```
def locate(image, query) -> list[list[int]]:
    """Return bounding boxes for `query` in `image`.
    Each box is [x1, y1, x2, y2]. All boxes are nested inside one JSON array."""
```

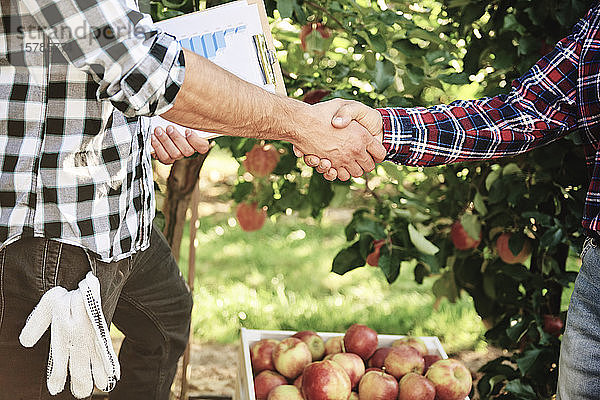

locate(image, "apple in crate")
[[357, 369, 398, 400], [302, 360, 351, 400], [392, 336, 428, 356], [367, 347, 392, 369], [328, 352, 365, 389], [267, 384, 304, 400], [324, 336, 344, 355], [423, 354, 442, 374], [383, 344, 424, 380], [425, 359, 472, 400], [343, 324, 378, 361], [292, 330, 326, 361], [272, 337, 312, 379], [250, 339, 279, 373], [398, 372, 435, 400], [254, 370, 287, 400]]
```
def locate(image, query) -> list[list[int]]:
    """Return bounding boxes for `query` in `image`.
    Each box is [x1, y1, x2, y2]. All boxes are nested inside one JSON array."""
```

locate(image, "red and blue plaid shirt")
[[379, 4, 600, 233]]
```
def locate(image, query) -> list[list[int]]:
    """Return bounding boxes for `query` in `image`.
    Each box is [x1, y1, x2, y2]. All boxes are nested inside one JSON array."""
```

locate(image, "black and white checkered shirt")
[[0, 0, 185, 261]]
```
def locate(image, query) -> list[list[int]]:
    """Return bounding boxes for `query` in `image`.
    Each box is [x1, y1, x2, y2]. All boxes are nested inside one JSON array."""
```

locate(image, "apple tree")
[[149, 0, 595, 397]]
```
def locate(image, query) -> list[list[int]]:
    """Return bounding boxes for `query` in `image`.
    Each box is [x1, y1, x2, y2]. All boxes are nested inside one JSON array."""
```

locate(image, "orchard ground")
[[106, 148, 580, 399]]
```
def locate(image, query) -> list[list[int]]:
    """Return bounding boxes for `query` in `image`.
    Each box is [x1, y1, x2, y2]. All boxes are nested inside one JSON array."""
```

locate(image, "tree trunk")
[[162, 153, 210, 261]]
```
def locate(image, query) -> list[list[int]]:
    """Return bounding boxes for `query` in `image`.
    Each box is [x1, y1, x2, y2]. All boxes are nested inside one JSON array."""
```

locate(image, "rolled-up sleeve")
[[22, 0, 185, 117]]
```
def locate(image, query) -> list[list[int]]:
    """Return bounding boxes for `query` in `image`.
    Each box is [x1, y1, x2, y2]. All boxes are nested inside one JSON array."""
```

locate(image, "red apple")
[[357, 370, 398, 400], [303, 89, 331, 105], [367, 347, 392, 369], [272, 337, 313, 379], [425, 359, 472, 400], [496, 232, 531, 264], [243, 144, 280, 177], [423, 354, 442, 374], [302, 360, 351, 400], [329, 352, 365, 389], [543, 314, 564, 337], [344, 324, 378, 361], [254, 370, 287, 400], [324, 336, 345, 356], [398, 372, 436, 400], [451, 221, 481, 250], [293, 374, 303, 391], [383, 344, 425, 380], [366, 239, 386, 267], [267, 384, 304, 400], [236, 202, 267, 232], [365, 367, 384, 374], [392, 336, 428, 356], [250, 339, 279, 373], [292, 331, 326, 361]]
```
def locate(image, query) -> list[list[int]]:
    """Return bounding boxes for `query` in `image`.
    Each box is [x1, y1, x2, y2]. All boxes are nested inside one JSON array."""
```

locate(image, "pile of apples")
[[250, 324, 472, 400]]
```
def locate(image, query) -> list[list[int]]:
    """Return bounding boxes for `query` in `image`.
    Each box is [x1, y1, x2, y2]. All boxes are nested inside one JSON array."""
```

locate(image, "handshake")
[[152, 99, 384, 181]]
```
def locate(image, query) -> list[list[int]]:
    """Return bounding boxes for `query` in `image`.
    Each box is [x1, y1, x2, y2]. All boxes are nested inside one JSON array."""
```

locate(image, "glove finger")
[[69, 292, 94, 399], [91, 349, 109, 392], [19, 286, 67, 347], [47, 292, 72, 396], [80, 273, 120, 381]]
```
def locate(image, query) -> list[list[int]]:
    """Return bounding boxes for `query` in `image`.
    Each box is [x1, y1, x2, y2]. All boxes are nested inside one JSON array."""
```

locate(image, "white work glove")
[[19, 272, 120, 399]]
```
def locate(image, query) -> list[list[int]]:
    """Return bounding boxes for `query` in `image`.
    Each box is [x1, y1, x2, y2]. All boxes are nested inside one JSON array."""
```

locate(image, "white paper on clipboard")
[[143, 0, 281, 139]]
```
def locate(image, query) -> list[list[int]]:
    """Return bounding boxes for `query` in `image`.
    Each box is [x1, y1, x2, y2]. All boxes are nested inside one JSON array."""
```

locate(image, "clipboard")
[[145, 0, 286, 139]]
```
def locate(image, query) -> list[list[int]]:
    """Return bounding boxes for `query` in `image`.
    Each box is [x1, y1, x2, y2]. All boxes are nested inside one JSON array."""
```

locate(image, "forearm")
[[161, 50, 306, 142], [380, 12, 586, 167]]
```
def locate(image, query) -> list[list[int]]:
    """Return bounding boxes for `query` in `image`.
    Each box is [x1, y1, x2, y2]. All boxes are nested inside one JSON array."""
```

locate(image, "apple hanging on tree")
[[243, 143, 280, 177], [496, 232, 531, 264], [236, 202, 267, 232], [450, 217, 481, 251], [366, 239, 386, 267]]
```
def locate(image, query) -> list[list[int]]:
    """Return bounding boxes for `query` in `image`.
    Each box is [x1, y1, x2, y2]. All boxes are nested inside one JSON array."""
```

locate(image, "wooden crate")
[[236, 328, 470, 400]]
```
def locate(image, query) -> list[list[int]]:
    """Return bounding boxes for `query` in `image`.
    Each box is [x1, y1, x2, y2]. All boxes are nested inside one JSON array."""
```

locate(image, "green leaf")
[[504, 380, 537, 399], [474, 192, 488, 215], [485, 168, 501, 192], [354, 216, 386, 239], [373, 60, 396, 92], [460, 214, 481, 243], [276, 0, 294, 18], [516, 348, 545, 375], [432, 269, 459, 303], [408, 224, 440, 255], [381, 162, 405, 182], [502, 163, 522, 176], [438, 73, 470, 85], [332, 242, 365, 275], [308, 173, 334, 218], [368, 33, 387, 53], [414, 262, 430, 284], [232, 182, 254, 203], [379, 245, 401, 283], [508, 233, 526, 257]]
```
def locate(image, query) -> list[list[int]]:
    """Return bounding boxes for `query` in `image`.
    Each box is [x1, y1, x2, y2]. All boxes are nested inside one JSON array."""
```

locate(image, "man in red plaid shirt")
[[300, 4, 600, 399]]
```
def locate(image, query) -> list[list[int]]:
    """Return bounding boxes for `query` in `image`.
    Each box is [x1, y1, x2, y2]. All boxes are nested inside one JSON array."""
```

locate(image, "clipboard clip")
[[253, 34, 277, 86]]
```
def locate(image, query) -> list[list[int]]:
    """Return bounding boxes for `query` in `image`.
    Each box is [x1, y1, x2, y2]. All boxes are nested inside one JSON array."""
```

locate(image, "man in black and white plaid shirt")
[[0, 0, 385, 398]]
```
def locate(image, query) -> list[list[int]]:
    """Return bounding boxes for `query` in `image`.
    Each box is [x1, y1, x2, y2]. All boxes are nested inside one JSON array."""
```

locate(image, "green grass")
[[177, 211, 486, 354]]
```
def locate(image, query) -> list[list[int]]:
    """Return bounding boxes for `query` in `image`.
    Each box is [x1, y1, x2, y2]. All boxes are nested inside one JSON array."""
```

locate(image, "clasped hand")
[[152, 99, 383, 181]]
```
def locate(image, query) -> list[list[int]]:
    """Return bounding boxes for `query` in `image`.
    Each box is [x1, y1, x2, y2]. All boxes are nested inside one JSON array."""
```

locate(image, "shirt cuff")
[[115, 32, 186, 117], [376, 108, 414, 164]]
